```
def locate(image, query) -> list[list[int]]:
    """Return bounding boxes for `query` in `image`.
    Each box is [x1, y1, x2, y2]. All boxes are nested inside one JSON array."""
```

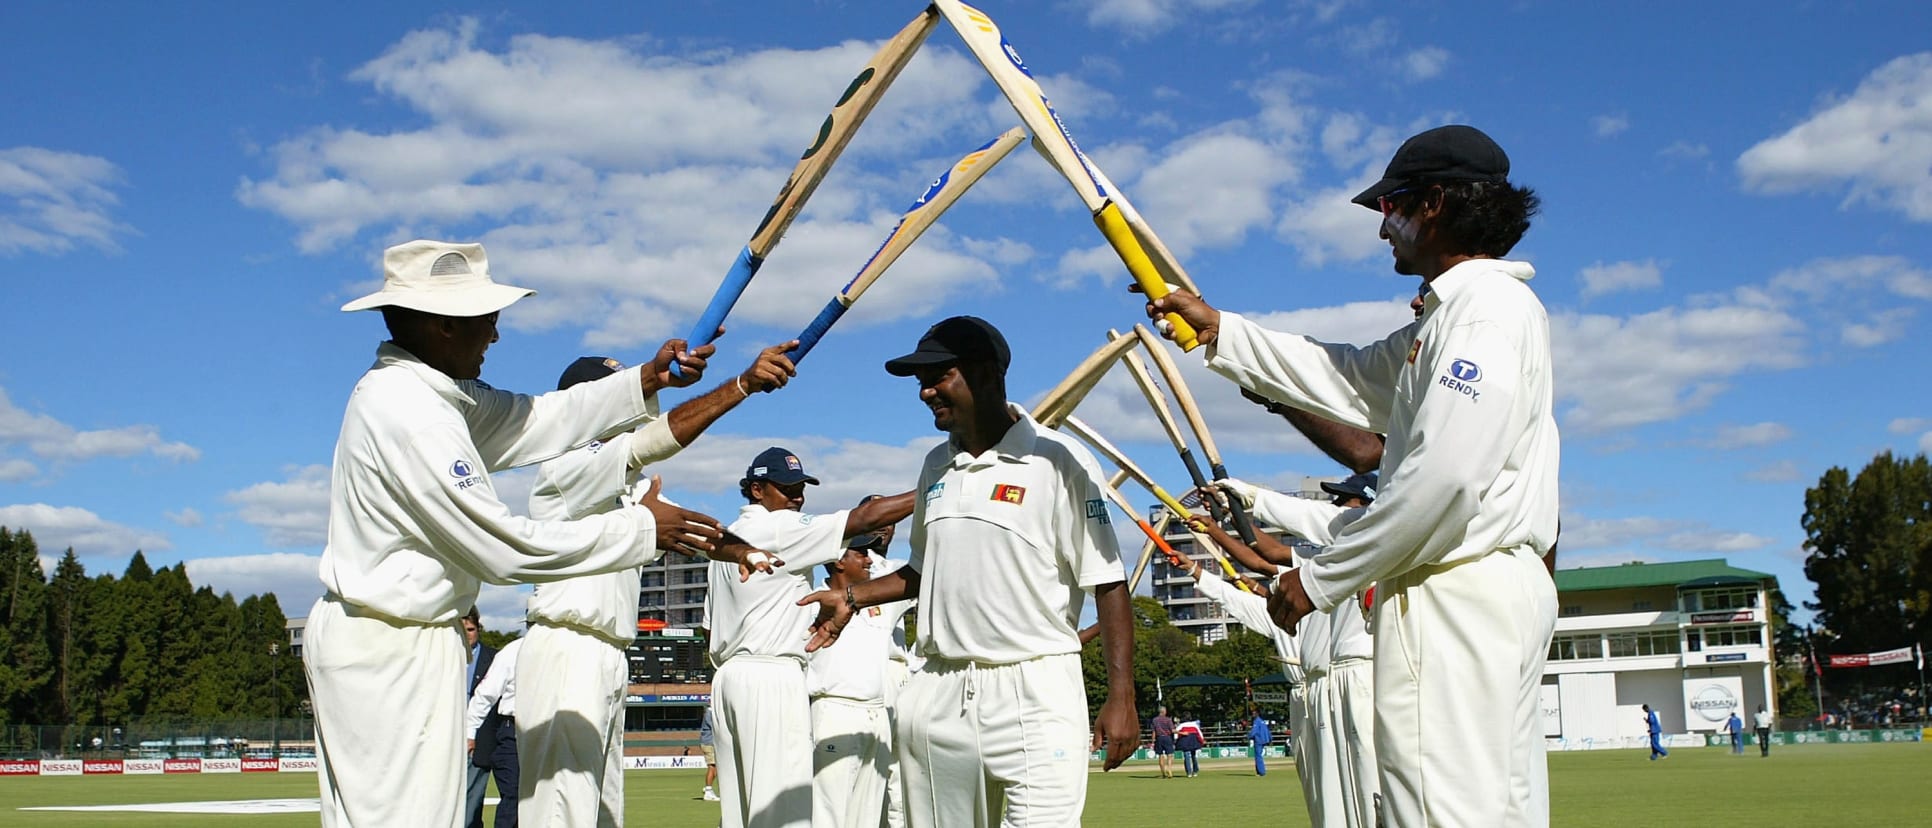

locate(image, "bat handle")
[[1095, 204, 1199, 351], [673, 247, 763, 378], [786, 298, 849, 366]]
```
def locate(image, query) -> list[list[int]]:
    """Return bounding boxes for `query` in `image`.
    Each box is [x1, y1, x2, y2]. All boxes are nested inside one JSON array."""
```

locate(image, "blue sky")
[[3, 1, 1928, 632]]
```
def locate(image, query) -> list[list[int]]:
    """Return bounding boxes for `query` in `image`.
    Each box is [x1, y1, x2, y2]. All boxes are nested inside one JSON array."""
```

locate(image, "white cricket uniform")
[[306, 342, 664, 828], [710, 504, 853, 828], [808, 586, 895, 828], [1206, 258, 1561, 827], [898, 404, 1123, 828], [868, 555, 919, 828], [1248, 491, 1379, 828], [518, 424, 678, 828]]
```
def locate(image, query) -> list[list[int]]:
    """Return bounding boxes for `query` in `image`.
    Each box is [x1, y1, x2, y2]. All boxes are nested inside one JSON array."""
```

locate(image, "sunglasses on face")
[[1377, 187, 1413, 216]]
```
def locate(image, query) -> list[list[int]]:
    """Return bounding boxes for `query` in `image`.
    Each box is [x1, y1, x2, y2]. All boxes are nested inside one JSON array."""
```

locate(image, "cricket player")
[[809, 542, 900, 827], [798, 316, 1140, 828], [517, 344, 799, 827], [708, 450, 914, 828], [852, 509, 919, 828], [308, 239, 746, 828], [1148, 125, 1558, 826], [1196, 474, 1383, 828]]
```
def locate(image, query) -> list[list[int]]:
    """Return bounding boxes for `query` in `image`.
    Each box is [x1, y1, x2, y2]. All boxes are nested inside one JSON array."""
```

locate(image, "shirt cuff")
[[1299, 563, 1341, 613]]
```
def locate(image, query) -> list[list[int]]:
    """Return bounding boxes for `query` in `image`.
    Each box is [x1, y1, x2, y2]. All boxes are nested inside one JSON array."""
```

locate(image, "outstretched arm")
[[842, 491, 917, 539], [1241, 388, 1384, 474], [630, 342, 800, 468], [799, 568, 921, 652]]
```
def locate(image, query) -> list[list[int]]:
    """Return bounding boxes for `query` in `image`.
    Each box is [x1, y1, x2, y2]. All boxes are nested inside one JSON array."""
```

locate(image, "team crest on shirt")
[[1085, 498, 1110, 525], [924, 481, 946, 502], [991, 484, 1026, 505], [867, 606, 883, 617], [1407, 339, 1421, 364]]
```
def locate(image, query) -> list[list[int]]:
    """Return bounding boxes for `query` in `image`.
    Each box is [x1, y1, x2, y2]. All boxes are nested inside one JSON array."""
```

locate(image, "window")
[[1632, 600, 1653, 611], [1560, 605, 1583, 617], [1606, 630, 1681, 658], [1687, 624, 1762, 650], [1549, 634, 1604, 661], [1681, 587, 1759, 613]]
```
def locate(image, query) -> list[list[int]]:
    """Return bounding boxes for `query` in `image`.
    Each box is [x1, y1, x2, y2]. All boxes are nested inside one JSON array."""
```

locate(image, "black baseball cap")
[[1351, 125, 1510, 209], [1320, 472, 1379, 502], [743, 446, 819, 486], [884, 316, 1011, 376], [558, 356, 625, 390]]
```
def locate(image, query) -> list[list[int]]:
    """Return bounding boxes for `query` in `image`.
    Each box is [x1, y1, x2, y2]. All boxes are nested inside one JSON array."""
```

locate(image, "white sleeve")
[[397, 419, 660, 584], [1192, 570, 1285, 640], [732, 509, 854, 572], [1057, 442, 1125, 588], [1299, 319, 1529, 611], [1247, 492, 1353, 545], [1204, 312, 1416, 433], [626, 416, 683, 467], [528, 433, 638, 521], [458, 368, 660, 471], [465, 642, 518, 737]]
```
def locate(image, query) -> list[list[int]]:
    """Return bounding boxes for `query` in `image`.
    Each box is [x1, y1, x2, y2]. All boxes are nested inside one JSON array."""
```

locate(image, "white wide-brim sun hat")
[[340, 239, 536, 317]]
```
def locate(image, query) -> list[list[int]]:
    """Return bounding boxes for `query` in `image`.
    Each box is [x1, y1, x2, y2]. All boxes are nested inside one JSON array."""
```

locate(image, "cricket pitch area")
[[6, 743, 1929, 826]]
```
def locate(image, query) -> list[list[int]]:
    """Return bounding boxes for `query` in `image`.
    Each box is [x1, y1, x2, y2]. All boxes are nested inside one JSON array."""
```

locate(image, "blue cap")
[[1320, 472, 1378, 503], [743, 446, 819, 486]]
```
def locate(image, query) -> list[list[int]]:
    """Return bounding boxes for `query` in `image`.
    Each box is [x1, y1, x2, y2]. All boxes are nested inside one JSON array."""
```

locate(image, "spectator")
[[1150, 706, 1177, 779], [463, 608, 497, 828], [1176, 718, 1206, 778], [1754, 705, 1773, 758], [700, 707, 720, 802]]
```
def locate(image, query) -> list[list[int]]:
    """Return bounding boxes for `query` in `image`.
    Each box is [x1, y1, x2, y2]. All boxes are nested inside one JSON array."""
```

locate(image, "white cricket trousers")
[[714, 655, 813, 828], [515, 622, 629, 827], [1293, 673, 1342, 828], [305, 596, 465, 828], [881, 659, 913, 828], [812, 697, 892, 827], [1372, 547, 1556, 828], [897, 653, 1089, 828], [1327, 658, 1379, 828]]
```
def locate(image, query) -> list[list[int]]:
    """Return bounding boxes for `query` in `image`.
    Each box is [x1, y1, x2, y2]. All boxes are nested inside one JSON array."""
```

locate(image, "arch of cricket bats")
[[666, 1, 1270, 594]]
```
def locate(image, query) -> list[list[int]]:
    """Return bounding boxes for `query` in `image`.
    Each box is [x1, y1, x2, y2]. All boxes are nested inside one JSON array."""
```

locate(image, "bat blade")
[[787, 127, 1025, 364], [1132, 324, 1262, 544], [1029, 334, 1139, 427], [675, 7, 938, 372], [934, 0, 1199, 349], [1060, 415, 1253, 592]]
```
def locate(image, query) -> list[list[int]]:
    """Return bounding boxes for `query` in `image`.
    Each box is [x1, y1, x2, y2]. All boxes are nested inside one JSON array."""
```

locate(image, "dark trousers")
[[487, 716, 519, 827], [1756, 727, 1771, 756], [1181, 749, 1199, 775]]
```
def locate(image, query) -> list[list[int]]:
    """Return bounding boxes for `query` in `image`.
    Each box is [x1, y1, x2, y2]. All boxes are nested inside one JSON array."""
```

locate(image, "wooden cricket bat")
[[1059, 415, 1252, 592], [1131, 324, 1263, 545], [1029, 334, 1139, 427]]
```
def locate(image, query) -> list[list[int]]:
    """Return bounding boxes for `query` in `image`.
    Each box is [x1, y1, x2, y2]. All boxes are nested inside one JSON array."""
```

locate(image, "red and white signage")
[[1689, 609, 1755, 625], [83, 760, 124, 775], [0, 760, 39, 776], [40, 759, 83, 776], [163, 758, 201, 774], [1829, 646, 1914, 668], [124, 759, 165, 775], [242, 758, 280, 773]]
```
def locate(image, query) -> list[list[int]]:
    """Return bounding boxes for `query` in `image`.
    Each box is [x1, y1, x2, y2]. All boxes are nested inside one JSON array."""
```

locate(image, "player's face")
[[444, 311, 500, 380], [752, 480, 807, 512], [839, 549, 873, 582], [916, 364, 972, 433]]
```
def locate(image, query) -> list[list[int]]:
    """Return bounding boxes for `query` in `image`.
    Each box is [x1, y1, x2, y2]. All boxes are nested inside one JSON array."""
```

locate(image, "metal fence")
[[1, 719, 316, 760]]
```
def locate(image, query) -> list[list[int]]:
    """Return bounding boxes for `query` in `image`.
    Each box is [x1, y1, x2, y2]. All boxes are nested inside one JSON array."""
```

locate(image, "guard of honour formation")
[[302, 3, 1560, 826]]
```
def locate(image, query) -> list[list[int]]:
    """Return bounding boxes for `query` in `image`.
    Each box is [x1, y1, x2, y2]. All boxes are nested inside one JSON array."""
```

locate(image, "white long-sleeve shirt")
[[1191, 567, 1302, 684], [466, 638, 523, 735], [708, 504, 854, 664], [319, 343, 666, 624], [1205, 258, 1560, 612], [525, 425, 680, 645], [1245, 491, 1374, 663]]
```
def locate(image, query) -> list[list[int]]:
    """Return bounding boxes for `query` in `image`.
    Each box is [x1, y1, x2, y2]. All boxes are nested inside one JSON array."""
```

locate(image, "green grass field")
[[5, 744, 1929, 826]]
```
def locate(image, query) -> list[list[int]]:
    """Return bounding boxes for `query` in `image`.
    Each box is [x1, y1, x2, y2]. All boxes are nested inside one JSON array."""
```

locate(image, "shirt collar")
[[374, 341, 476, 407], [1422, 258, 1535, 313], [947, 402, 1039, 468]]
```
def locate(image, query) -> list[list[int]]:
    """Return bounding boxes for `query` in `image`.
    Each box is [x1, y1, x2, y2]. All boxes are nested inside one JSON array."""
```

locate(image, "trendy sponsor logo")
[[242, 758, 280, 772], [83, 760, 124, 774], [1449, 359, 1482, 382], [1, 760, 40, 775], [163, 758, 201, 773]]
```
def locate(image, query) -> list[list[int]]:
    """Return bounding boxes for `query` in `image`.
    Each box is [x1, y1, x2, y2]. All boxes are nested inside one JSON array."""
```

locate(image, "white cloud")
[[1841, 308, 1916, 346], [224, 465, 331, 547], [0, 146, 133, 255], [1558, 552, 1661, 570], [1078, 0, 1260, 32], [1889, 417, 1931, 434], [1743, 461, 1802, 483], [1579, 259, 1663, 298], [0, 459, 36, 482], [645, 434, 935, 516], [1591, 114, 1630, 138], [239, 19, 1013, 350], [183, 552, 323, 610], [1660, 141, 1709, 160], [0, 387, 200, 464], [164, 507, 203, 527], [1551, 304, 1806, 433], [1768, 255, 1932, 346], [1404, 47, 1451, 82], [475, 583, 531, 635], [1703, 422, 1793, 450], [1738, 52, 1932, 221], [0, 503, 170, 557], [1559, 514, 1771, 554]]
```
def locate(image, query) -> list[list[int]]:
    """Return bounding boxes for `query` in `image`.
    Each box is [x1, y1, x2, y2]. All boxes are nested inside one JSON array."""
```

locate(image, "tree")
[[1802, 451, 1932, 692], [0, 529, 54, 727]]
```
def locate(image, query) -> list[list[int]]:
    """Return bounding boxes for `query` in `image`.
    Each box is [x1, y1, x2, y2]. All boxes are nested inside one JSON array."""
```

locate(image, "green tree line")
[[1800, 450, 1932, 710], [0, 527, 306, 729], [1080, 596, 1287, 727]]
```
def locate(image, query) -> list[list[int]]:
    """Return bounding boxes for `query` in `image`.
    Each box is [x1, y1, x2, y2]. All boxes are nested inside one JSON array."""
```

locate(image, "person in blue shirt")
[[1248, 709, 1272, 777], [1644, 704, 1667, 760], [1726, 712, 1745, 755]]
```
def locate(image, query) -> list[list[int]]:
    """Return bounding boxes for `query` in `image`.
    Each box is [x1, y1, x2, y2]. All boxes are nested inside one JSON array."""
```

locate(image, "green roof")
[[1553, 558, 1776, 593]]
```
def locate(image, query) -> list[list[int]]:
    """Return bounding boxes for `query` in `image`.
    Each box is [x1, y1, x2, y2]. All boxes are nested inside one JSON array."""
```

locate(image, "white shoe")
[[702, 787, 721, 802]]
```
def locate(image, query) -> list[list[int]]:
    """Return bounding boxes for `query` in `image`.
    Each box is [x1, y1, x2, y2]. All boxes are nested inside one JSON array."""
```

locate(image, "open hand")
[[795, 588, 854, 652], [637, 476, 723, 557]]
